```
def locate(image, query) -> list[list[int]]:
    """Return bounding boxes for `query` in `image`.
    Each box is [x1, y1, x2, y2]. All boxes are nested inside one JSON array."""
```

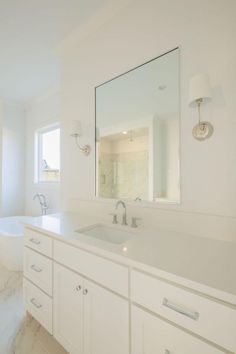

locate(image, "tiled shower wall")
[[99, 150, 148, 200]]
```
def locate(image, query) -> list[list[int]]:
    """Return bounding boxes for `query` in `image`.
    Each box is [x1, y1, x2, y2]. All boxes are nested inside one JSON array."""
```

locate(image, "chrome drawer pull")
[[29, 238, 41, 245], [162, 298, 199, 321], [30, 298, 42, 309], [30, 264, 42, 273]]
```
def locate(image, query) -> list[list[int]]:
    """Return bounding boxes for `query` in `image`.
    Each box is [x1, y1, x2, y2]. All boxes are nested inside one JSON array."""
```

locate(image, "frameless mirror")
[[95, 48, 180, 203]]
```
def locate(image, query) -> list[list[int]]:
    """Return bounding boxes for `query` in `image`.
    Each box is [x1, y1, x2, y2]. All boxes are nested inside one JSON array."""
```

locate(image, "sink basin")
[[76, 224, 135, 245]]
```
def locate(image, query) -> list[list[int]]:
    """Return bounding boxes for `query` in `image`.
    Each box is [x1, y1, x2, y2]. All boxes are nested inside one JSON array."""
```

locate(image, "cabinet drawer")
[[132, 306, 225, 354], [24, 278, 52, 334], [54, 241, 129, 297], [131, 270, 236, 352], [24, 228, 52, 258], [24, 247, 52, 295]]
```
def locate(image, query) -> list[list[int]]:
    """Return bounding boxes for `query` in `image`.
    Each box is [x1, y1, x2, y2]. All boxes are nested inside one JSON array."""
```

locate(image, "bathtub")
[[0, 216, 34, 271]]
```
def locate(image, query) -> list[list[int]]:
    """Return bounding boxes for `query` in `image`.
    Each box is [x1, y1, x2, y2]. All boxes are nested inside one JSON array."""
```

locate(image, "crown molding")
[[0, 97, 24, 107], [24, 87, 60, 109]]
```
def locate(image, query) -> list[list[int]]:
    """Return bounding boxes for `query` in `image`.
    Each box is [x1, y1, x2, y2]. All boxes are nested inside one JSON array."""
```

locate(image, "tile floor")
[[0, 264, 67, 354]]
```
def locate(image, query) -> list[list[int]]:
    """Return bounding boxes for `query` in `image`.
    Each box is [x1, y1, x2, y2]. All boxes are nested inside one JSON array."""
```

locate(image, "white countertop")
[[23, 212, 236, 305]]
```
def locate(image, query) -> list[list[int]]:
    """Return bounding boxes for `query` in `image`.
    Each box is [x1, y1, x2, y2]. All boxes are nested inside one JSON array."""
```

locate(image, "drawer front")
[[24, 278, 52, 334], [54, 241, 129, 297], [24, 247, 52, 295], [131, 270, 236, 352], [24, 228, 52, 258], [132, 306, 225, 354]]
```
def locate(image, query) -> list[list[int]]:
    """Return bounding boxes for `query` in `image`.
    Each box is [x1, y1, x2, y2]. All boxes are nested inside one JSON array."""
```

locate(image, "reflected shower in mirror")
[[95, 48, 180, 203]]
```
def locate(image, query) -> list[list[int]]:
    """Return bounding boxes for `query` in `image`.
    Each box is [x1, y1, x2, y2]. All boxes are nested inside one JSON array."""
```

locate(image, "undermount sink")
[[76, 224, 135, 245]]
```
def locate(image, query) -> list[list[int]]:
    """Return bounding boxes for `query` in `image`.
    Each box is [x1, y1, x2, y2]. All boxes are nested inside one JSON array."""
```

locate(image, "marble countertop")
[[23, 212, 236, 305]]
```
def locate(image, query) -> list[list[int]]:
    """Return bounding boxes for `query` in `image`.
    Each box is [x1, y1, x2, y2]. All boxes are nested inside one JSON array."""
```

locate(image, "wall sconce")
[[70, 120, 91, 156], [188, 73, 213, 141]]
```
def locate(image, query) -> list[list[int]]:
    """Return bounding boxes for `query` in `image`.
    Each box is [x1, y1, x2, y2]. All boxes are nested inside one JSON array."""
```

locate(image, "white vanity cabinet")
[[53, 263, 84, 354], [24, 278, 52, 334], [23, 229, 53, 334], [132, 306, 225, 354], [54, 262, 129, 354], [131, 270, 236, 353], [23, 225, 234, 354], [83, 278, 129, 354]]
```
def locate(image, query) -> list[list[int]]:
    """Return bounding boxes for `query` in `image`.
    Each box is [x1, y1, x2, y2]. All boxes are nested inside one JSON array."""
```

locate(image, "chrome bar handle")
[[162, 298, 199, 321], [30, 264, 42, 273], [30, 298, 42, 309], [29, 238, 41, 245]]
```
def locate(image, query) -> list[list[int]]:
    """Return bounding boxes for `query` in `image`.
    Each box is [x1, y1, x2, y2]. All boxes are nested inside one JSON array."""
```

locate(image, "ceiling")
[[0, 0, 110, 103]]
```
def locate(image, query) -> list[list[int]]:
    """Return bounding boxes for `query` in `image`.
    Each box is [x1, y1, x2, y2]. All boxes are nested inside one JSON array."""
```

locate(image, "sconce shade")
[[188, 74, 212, 107], [71, 120, 82, 137]]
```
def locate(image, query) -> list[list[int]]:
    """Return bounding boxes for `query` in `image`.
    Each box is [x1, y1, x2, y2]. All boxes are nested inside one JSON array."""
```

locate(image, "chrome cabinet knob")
[[83, 289, 88, 295], [76, 285, 82, 292]]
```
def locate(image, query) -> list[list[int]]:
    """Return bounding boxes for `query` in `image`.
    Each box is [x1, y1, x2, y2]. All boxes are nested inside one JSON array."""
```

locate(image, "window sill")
[[34, 181, 60, 187]]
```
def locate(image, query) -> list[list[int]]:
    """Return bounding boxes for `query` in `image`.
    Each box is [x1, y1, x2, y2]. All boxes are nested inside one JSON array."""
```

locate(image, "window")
[[35, 124, 60, 183]]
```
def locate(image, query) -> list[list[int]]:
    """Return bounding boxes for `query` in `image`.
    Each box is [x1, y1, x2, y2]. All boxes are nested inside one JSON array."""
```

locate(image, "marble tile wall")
[[99, 150, 148, 200]]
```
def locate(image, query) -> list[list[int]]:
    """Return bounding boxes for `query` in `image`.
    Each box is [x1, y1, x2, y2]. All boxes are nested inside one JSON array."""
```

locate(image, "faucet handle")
[[131, 217, 141, 228], [109, 213, 118, 224]]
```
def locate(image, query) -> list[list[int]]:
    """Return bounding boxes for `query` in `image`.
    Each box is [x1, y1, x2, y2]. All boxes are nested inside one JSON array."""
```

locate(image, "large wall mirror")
[[95, 48, 180, 203]]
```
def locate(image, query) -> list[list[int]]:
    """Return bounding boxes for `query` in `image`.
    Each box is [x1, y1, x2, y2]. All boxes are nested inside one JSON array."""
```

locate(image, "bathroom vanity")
[[23, 213, 236, 354]]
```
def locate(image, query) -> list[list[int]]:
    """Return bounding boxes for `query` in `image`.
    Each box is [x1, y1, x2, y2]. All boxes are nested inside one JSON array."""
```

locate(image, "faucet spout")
[[115, 200, 128, 226], [33, 193, 49, 215]]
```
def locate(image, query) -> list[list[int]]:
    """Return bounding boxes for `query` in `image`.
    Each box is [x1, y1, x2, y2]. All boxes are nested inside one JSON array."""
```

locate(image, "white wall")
[[59, 0, 236, 240], [1, 102, 26, 216], [25, 92, 61, 216]]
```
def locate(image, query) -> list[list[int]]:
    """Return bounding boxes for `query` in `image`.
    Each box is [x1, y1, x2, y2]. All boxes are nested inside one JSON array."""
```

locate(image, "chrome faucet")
[[115, 200, 128, 226], [33, 193, 49, 215]]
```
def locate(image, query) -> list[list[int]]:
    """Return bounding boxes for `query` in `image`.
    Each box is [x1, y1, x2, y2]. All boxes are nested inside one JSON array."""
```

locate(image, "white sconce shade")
[[188, 73, 212, 107], [71, 120, 82, 137]]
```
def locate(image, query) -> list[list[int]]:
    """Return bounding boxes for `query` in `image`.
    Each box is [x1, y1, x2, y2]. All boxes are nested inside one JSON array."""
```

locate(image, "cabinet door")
[[54, 263, 84, 354], [84, 280, 129, 354], [132, 306, 224, 354]]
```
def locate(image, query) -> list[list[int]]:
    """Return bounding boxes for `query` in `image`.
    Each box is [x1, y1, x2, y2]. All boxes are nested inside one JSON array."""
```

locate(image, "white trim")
[[24, 88, 60, 109], [0, 98, 23, 107]]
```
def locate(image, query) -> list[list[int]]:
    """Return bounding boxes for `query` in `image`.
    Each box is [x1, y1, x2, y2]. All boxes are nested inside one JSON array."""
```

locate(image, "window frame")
[[34, 123, 60, 184]]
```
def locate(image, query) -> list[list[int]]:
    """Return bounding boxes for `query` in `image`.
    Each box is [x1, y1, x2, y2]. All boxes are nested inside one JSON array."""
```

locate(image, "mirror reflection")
[[95, 48, 180, 203]]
